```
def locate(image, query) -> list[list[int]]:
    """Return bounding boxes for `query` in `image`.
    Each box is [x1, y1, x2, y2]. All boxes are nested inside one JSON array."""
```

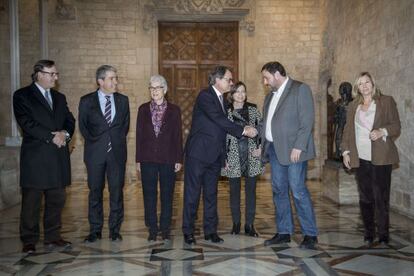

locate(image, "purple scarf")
[[150, 100, 167, 137]]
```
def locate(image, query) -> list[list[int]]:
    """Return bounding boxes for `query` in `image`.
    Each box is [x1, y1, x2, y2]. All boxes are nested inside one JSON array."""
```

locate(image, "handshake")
[[243, 125, 258, 138]]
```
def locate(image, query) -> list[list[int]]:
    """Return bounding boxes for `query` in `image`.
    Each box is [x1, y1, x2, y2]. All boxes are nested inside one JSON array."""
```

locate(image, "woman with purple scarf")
[[136, 75, 183, 242]]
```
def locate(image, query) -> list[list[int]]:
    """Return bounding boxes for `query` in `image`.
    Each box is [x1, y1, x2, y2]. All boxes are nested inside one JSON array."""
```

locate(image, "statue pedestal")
[[0, 146, 21, 210], [322, 159, 359, 205]]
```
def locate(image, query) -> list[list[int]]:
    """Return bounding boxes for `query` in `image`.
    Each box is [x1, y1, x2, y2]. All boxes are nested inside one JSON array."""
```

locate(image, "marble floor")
[[1, 180, 414, 275]]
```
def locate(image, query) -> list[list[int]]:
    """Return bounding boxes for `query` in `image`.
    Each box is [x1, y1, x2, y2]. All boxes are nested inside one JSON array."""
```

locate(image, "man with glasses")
[[79, 65, 130, 243], [182, 65, 257, 245], [13, 59, 75, 253]]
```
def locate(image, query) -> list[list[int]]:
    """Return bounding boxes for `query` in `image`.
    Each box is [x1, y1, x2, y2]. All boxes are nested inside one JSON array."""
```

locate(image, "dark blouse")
[[136, 102, 183, 164]]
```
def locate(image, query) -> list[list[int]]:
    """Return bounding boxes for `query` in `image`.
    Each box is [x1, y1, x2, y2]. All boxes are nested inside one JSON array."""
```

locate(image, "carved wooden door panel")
[[159, 21, 239, 148]]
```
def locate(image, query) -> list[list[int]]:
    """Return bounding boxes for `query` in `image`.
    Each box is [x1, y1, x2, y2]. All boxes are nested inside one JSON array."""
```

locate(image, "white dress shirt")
[[265, 77, 289, 142]]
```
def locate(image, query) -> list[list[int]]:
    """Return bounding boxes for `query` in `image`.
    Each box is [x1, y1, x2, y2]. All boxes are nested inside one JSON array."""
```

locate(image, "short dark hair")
[[208, 65, 231, 85], [96, 65, 117, 85], [32, 59, 55, 82], [228, 81, 247, 103], [261, 61, 286, 76]]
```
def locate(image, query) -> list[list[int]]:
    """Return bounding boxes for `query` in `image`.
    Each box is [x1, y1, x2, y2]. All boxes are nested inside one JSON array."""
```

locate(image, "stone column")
[[5, 0, 21, 147]]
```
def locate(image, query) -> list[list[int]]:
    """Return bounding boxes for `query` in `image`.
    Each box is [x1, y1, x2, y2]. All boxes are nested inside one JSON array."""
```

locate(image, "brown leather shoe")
[[22, 243, 36, 254]]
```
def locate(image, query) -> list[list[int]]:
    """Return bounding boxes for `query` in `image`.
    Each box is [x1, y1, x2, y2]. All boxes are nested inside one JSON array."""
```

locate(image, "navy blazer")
[[136, 101, 183, 164], [13, 83, 75, 189], [185, 86, 244, 164], [79, 90, 130, 165]]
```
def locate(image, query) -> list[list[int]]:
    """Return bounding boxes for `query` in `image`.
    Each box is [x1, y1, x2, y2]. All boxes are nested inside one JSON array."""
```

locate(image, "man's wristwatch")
[[63, 131, 71, 142]]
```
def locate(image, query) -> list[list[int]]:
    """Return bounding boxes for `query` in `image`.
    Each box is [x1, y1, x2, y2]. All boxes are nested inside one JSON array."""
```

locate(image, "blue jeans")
[[268, 144, 318, 236]]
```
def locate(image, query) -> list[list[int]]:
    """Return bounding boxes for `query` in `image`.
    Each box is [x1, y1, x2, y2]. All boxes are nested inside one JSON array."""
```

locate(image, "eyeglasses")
[[149, 86, 164, 92], [222, 77, 233, 83], [40, 70, 59, 77]]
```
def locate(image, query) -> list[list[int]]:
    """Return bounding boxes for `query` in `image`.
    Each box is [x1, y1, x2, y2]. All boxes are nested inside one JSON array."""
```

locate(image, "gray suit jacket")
[[261, 78, 315, 165]]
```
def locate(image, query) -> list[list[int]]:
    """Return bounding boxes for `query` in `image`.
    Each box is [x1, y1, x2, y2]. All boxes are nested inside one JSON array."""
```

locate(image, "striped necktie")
[[219, 94, 225, 114], [104, 96, 112, 152]]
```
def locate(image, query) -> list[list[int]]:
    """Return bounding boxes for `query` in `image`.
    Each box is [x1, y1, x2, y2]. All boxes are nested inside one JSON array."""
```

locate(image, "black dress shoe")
[[184, 234, 196, 245], [22, 243, 36, 254], [44, 239, 72, 249], [245, 224, 259, 237], [204, 233, 224, 243], [110, 233, 123, 241], [84, 232, 102, 243], [161, 232, 170, 241], [264, 233, 291, 246], [363, 237, 374, 247], [231, 222, 241, 234], [299, 235, 318, 249], [148, 232, 157, 242], [378, 236, 389, 246]]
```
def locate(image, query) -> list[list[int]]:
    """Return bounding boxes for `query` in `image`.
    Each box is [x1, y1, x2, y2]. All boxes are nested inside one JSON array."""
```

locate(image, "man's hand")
[[174, 163, 182, 172], [369, 129, 384, 141], [290, 148, 302, 163], [52, 131, 67, 148], [136, 162, 141, 172], [243, 125, 258, 138], [343, 154, 351, 169]]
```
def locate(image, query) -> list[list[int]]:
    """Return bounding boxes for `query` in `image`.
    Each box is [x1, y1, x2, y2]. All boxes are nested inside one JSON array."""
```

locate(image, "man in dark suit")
[[79, 65, 130, 242], [13, 59, 75, 253], [260, 61, 318, 249], [182, 65, 257, 245]]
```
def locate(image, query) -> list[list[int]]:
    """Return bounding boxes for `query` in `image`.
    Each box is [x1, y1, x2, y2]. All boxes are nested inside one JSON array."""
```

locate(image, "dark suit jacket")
[[261, 78, 316, 165], [13, 83, 75, 189], [341, 94, 401, 168], [136, 101, 183, 164], [185, 86, 244, 165], [79, 91, 130, 165]]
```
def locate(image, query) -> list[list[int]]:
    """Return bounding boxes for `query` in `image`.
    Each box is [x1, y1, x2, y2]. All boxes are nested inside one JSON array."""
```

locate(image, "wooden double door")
[[158, 21, 239, 146]]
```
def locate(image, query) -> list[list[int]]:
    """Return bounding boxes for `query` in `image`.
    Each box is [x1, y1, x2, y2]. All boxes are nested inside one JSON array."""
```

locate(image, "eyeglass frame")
[[221, 77, 233, 83], [148, 86, 165, 92], [39, 70, 59, 77]]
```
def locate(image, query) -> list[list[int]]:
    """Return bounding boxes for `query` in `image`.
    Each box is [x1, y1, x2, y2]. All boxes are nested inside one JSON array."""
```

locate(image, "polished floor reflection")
[[1, 180, 414, 275]]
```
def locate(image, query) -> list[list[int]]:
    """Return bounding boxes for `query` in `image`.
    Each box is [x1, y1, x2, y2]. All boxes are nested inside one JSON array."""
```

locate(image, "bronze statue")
[[334, 82, 353, 159]]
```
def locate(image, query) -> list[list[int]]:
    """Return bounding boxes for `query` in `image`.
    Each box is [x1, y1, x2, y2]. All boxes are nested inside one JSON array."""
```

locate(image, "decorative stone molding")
[[143, 0, 254, 35], [55, 0, 76, 21]]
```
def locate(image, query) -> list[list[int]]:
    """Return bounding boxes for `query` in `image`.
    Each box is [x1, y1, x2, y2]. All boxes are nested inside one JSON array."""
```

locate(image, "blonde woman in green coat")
[[221, 82, 264, 237]]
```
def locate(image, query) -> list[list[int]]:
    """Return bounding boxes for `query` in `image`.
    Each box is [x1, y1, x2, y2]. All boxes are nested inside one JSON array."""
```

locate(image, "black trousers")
[[20, 187, 66, 244], [140, 162, 176, 234], [229, 176, 257, 225], [86, 152, 126, 235], [356, 159, 392, 240], [182, 155, 221, 235]]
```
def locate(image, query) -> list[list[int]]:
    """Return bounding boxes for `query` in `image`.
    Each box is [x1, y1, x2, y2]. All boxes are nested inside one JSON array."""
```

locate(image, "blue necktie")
[[45, 90, 53, 109]]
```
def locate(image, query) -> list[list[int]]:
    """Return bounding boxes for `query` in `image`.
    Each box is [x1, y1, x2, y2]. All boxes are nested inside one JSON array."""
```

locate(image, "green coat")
[[221, 105, 264, 178]]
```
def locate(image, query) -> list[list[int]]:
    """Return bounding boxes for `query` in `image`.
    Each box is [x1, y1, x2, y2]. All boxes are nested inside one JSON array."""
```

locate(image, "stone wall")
[[1, 0, 323, 182], [320, 0, 414, 218], [0, 0, 10, 144]]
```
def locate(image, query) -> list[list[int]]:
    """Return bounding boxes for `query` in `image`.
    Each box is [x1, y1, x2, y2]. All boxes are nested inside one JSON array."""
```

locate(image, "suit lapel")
[[372, 97, 382, 129], [273, 78, 292, 116], [31, 83, 54, 113], [112, 92, 122, 124], [209, 86, 226, 114]]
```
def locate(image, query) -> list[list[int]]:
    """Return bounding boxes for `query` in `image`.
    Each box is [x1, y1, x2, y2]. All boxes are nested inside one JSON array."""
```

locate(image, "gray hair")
[[96, 65, 117, 85], [32, 59, 55, 82], [208, 65, 231, 85], [149, 74, 168, 94]]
